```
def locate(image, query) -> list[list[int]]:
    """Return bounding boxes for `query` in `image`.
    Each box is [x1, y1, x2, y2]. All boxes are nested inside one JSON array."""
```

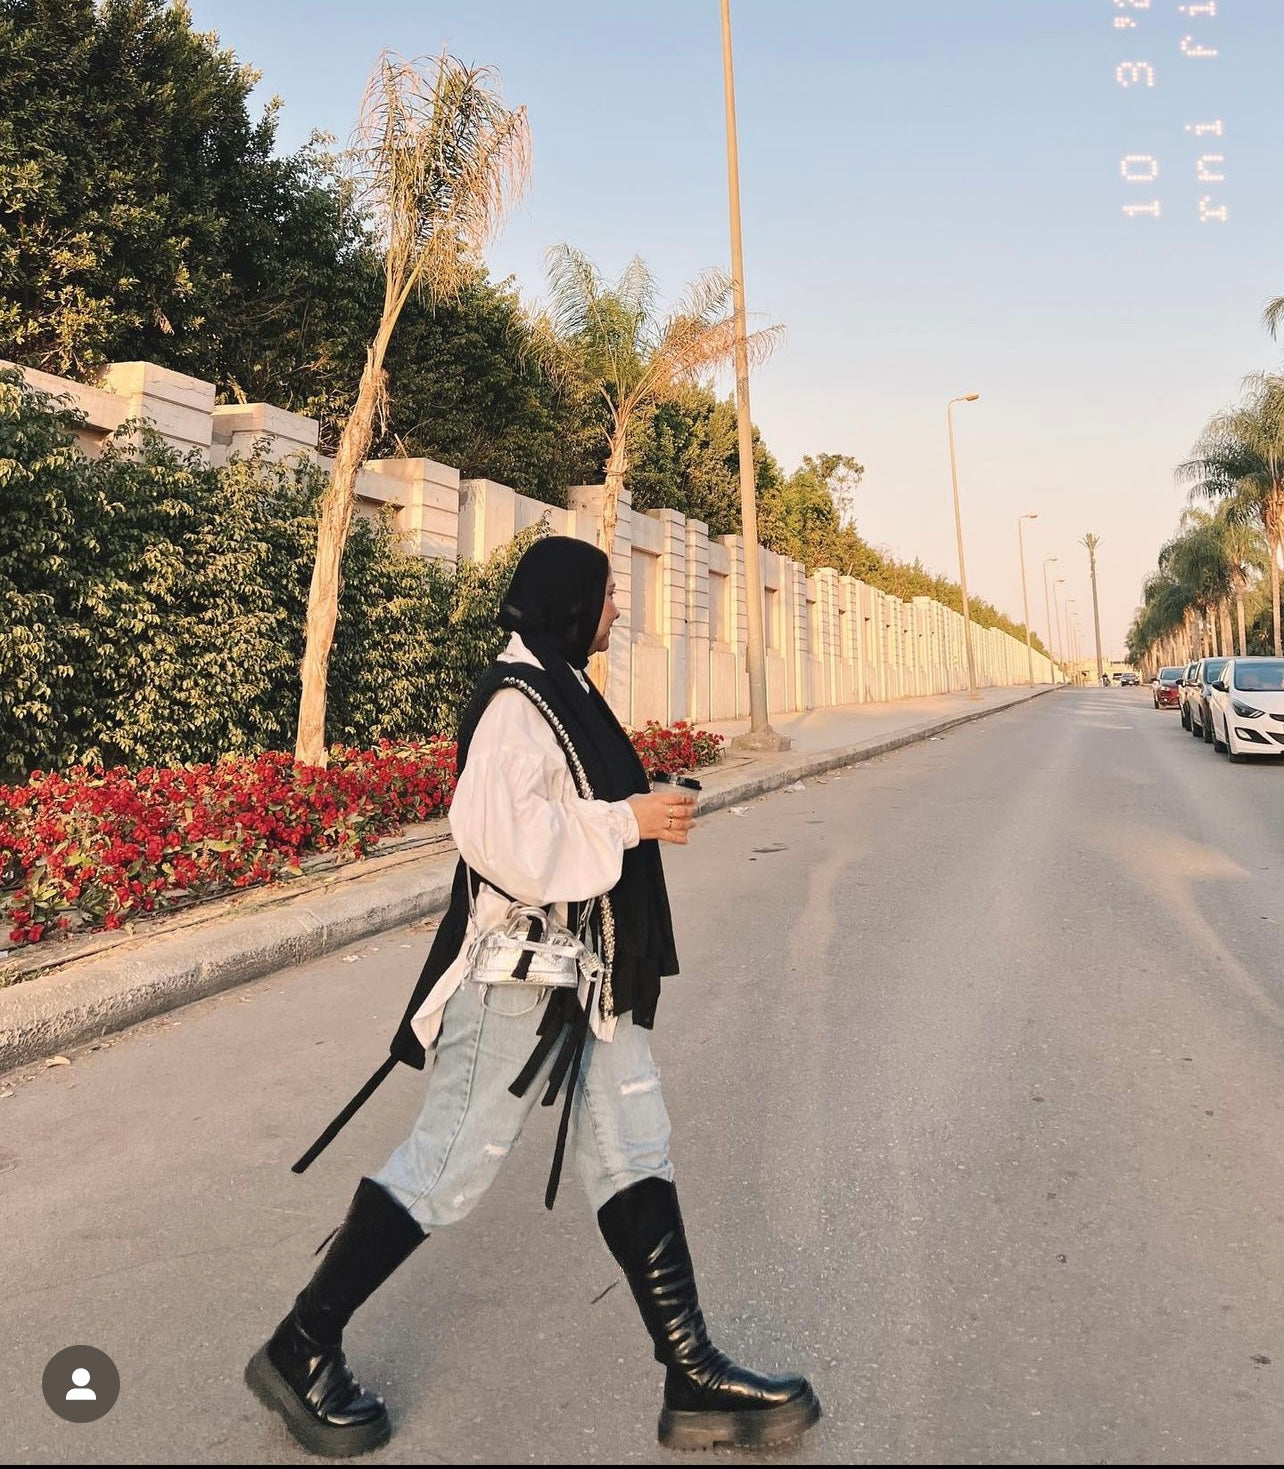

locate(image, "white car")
[[1207, 657, 1284, 762]]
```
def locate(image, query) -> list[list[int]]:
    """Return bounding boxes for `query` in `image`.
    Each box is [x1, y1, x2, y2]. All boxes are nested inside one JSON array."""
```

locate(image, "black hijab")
[[498, 535, 609, 671]]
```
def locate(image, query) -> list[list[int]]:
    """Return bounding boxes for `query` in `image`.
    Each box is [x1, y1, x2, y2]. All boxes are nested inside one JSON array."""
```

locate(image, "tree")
[[626, 385, 782, 535], [367, 271, 601, 502], [1159, 518, 1232, 658], [535, 245, 782, 564], [1211, 499, 1266, 656], [0, 0, 331, 381], [1127, 569, 1195, 671], [759, 454, 864, 570], [1177, 374, 1284, 656], [294, 51, 530, 766]]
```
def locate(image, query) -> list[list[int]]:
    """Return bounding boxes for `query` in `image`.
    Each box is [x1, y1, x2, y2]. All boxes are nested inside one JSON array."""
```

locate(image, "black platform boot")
[[597, 1176, 821, 1451], [245, 1176, 427, 1458]]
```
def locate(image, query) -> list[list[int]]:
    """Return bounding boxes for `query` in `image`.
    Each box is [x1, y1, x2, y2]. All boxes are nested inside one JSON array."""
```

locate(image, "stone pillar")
[[459, 479, 518, 562], [365, 457, 461, 563], [209, 402, 319, 468], [839, 576, 860, 704], [654, 508, 688, 723], [883, 596, 901, 701], [568, 484, 633, 724], [685, 518, 712, 722], [718, 535, 750, 717], [868, 587, 887, 702], [99, 361, 215, 458], [814, 567, 840, 707]]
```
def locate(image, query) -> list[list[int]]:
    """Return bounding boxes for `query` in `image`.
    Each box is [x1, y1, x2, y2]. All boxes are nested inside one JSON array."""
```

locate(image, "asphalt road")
[[5, 687, 1284, 1465]]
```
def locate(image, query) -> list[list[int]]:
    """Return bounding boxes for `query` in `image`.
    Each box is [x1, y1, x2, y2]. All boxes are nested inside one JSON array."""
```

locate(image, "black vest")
[[290, 657, 682, 1191], [388, 660, 679, 1068]]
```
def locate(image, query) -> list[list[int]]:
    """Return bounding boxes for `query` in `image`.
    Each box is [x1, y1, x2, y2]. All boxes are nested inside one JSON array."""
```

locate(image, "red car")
[[1152, 666, 1185, 708]]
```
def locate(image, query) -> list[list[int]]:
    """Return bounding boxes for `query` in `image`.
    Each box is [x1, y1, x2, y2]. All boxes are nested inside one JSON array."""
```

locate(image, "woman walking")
[[245, 536, 820, 1456]]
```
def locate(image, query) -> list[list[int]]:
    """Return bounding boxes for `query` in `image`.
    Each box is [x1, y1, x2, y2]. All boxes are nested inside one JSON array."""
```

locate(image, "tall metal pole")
[[1018, 513, 1037, 686], [720, 0, 787, 750], [947, 393, 981, 701], [1082, 533, 1105, 684], [1054, 577, 1067, 684], [1042, 556, 1059, 685], [1066, 599, 1078, 683]]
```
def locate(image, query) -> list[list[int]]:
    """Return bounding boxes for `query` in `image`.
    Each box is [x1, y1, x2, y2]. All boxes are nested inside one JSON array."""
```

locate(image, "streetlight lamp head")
[[964, 393, 980, 402], [1025, 512, 1038, 520]]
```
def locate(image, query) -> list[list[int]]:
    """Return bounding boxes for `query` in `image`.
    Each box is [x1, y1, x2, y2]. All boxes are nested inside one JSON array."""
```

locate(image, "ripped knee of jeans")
[[619, 1071, 660, 1098]]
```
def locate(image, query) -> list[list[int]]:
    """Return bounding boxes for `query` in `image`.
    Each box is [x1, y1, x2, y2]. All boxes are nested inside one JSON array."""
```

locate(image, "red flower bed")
[[0, 723, 721, 952], [628, 719, 724, 777]]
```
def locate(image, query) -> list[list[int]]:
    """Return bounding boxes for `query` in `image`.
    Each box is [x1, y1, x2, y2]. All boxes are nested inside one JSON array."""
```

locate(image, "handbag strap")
[[464, 862, 595, 947], [489, 676, 617, 1011]]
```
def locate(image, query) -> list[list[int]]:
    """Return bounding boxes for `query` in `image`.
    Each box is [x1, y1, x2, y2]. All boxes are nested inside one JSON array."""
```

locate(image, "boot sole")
[[659, 1386, 822, 1451], [244, 1345, 391, 1459]]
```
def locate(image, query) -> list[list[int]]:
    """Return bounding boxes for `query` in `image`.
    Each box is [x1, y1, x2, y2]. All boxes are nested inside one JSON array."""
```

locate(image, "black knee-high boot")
[[597, 1176, 821, 1451], [245, 1177, 427, 1459]]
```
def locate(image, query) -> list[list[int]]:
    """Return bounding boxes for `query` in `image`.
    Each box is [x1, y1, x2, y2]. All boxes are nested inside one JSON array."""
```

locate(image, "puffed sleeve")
[[449, 690, 640, 906]]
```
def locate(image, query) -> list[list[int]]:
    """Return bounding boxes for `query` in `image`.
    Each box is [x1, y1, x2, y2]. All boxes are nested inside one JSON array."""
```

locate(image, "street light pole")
[[1066, 598, 1078, 684], [720, 0, 787, 750], [1081, 533, 1105, 685], [1054, 577, 1068, 684], [1042, 556, 1059, 685], [1018, 513, 1037, 686], [947, 393, 982, 700]]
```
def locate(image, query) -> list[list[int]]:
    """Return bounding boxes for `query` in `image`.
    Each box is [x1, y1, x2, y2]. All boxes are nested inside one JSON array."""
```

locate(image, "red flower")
[[2, 724, 716, 949]]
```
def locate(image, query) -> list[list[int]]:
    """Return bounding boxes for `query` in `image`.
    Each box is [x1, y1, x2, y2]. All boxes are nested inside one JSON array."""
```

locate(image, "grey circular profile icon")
[[42, 1346, 119, 1423]]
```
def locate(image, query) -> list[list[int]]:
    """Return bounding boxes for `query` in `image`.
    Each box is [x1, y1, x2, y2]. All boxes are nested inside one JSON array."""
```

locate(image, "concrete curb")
[[693, 688, 1054, 815], [0, 686, 1053, 1076]]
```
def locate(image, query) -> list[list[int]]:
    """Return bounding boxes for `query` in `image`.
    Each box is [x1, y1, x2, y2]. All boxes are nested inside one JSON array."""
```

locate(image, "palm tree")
[[1200, 497, 1266, 655], [295, 52, 530, 765], [1170, 512, 1238, 655], [1080, 532, 1105, 680], [535, 245, 783, 566], [1177, 374, 1284, 656], [1129, 547, 1210, 670]]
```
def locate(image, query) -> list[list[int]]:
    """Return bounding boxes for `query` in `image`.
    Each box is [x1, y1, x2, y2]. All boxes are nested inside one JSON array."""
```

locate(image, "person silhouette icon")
[[65, 1367, 96, 1402]]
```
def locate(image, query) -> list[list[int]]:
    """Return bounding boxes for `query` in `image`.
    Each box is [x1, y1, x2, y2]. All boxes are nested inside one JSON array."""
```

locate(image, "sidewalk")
[[0, 682, 1057, 1075]]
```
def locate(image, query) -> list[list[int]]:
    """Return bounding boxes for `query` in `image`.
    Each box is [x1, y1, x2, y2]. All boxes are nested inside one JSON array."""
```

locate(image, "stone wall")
[[6, 358, 1057, 725]]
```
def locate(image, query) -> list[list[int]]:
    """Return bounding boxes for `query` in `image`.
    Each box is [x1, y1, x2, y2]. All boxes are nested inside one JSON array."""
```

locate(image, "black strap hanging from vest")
[[291, 1054, 399, 1174], [503, 986, 593, 1210]]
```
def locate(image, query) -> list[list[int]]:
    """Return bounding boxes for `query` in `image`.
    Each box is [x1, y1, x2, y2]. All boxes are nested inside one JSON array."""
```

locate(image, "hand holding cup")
[[628, 790, 698, 844]]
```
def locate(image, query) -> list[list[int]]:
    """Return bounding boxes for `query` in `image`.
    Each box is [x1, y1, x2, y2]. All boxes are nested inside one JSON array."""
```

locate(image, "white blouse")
[[409, 634, 640, 1050]]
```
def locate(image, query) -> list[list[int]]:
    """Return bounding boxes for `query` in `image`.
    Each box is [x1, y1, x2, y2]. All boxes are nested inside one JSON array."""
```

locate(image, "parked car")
[[1185, 656, 1230, 741], [1177, 661, 1200, 728], [1152, 666, 1185, 709], [1207, 657, 1284, 761]]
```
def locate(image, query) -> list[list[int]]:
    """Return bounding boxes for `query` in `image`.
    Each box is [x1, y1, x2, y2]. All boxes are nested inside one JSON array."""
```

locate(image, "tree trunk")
[[1219, 599, 1234, 660], [598, 430, 628, 563], [1273, 542, 1283, 657], [588, 431, 629, 696], [1236, 588, 1248, 656], [294, 337, 390, 766]]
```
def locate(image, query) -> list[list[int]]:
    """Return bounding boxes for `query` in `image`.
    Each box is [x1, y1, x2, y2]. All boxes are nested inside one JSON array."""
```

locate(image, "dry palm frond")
[[352, 51, 531, 322]]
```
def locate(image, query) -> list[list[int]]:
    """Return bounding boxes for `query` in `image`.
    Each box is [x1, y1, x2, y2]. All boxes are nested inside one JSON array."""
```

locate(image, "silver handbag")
[[463, 870, 605, 995]]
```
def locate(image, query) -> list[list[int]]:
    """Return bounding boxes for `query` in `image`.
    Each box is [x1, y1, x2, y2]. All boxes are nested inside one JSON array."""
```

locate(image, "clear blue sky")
[[190, 0, 1284, 658]]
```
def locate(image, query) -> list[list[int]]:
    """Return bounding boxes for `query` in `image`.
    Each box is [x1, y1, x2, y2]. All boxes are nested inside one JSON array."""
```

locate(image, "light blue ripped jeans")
[[373, 981, 674, 1228]]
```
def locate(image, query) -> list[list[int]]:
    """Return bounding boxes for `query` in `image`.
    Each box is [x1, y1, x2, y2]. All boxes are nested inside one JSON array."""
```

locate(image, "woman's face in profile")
[[591, 577, 620, 653]]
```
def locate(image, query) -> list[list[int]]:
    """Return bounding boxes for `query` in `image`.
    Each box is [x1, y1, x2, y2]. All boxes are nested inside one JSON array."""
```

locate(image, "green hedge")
[[0, 370, 542, 778]]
